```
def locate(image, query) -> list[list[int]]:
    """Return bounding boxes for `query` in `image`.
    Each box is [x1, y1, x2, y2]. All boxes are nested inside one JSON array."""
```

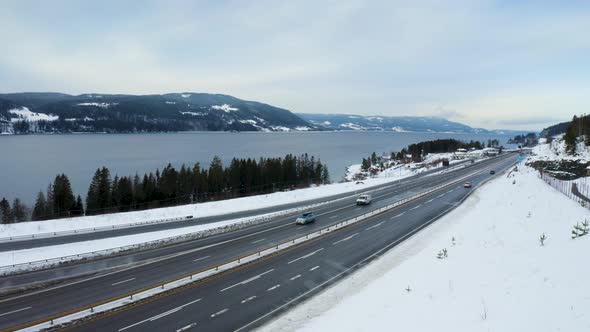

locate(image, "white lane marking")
[[447, 190, 454, 194], [177, 322, 197, 332], [409, 204, 422, 211], [1, 157, 502, 306], [287, 248, 324, 264], [333, 232, 359, 245], [309, 266, 320, 271], [365, 222, 383, 230], [241, 296, 257, 304], [233, 181, 488, 332], [437, 193, 445, 198], [0, 306, 31, 317], [296, 227, 306, 230], [111, 278, 135, 286], [210, 308, 229, 318], [425, 199, 434, 204], [150, 307, 182, 321], [220, 269, 274, 292], [290, 274, 302, 281], [119, 298, 201, 331], [251, 238, 266, 244], [391, 212, 405, 219], [354, 207, 362, 210], [267, 284, 281, 291], [329, 215, 338, 219], [193, 255, 211, 262]]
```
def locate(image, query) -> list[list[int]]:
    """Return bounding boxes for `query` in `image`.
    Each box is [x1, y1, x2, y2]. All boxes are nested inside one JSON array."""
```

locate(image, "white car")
[[463, 182, 472, 188], [356, 194, 372, 205]]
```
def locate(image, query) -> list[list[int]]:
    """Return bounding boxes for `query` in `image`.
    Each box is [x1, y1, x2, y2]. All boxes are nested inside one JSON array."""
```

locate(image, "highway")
[[0, 153, 517, 331], [0, 159, 473, 252]]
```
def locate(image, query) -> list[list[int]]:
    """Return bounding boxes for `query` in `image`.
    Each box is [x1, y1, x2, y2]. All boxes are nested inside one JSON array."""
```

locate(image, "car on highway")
[[463, 182, 472, 188], [489, 170, 496, 174], [356, 194, 372, 205], [295, 212, 316, 225]]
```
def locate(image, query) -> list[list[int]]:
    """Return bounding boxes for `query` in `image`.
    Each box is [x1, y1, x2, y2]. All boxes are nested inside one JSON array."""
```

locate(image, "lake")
[[0, 131, 512, 204]]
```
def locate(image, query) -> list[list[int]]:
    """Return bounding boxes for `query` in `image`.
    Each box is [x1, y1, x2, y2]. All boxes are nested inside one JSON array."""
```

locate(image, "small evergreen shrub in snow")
[[436, 248, 448, 259], [571, 220, 589, 239]]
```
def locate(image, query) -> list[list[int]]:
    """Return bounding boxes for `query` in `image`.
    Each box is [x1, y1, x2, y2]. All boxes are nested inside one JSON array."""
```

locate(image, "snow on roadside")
[[0, 211, 272, 267], [259, 165, 590, 332], [0, 175, 405, 238]]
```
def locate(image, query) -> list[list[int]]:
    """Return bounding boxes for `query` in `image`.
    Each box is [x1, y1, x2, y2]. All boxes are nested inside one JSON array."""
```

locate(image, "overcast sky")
[[1, 0, 589, 130]]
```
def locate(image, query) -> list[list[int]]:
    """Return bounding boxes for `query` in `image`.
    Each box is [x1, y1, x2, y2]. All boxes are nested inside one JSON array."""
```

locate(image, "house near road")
[[483, 147, 499, 156]]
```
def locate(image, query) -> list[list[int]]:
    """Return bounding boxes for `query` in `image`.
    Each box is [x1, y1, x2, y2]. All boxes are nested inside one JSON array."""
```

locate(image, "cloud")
[[496, 117, 566, 126], [0, 0, 589, 130]]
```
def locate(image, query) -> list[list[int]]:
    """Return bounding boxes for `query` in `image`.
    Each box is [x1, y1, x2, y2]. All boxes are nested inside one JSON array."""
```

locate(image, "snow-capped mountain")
[[297, 113, 528, 135], [0, 92, 315, 134]]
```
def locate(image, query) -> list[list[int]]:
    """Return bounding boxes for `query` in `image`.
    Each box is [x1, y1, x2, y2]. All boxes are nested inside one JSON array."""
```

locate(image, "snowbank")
[[0, 176, 405, 238], [260, 165, 590, 332]]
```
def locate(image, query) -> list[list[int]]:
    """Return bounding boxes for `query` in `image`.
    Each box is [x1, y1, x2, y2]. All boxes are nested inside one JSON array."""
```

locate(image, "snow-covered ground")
[[260, 165, 590, 332]]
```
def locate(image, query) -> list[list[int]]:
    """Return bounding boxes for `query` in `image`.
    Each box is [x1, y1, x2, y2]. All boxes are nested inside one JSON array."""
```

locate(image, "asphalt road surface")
[[0, 153, 517, 331]]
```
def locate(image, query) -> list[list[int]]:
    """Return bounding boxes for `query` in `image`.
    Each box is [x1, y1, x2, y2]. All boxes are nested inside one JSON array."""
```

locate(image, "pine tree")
[[52, 174, 75, 218], [117, 177, 134, 211], [361, 158, 370, 171], [32, 191, 47, 221], [98, 167, 112, 213], [71, 195, 84, 216], [0, 198, 13, 224], [370, 152, 378, 165], [86, 168, 101, 215], [45, 183, 54, 219], [208, 156, 224, 198], [564, 125, 577, 155], [12, 198, 27, 222], [321, 165, 330, 184]]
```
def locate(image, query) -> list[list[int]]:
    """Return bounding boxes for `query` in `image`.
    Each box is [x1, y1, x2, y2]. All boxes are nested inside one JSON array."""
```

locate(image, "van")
[[356, 194, 372, 205]]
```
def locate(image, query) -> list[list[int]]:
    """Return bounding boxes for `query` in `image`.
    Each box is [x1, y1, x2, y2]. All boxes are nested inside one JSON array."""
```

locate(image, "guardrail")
[[1, 154, 509, 277], [14, 159, 498, 332], [0, 154, 491, 244], [0, 201, 330, 276]]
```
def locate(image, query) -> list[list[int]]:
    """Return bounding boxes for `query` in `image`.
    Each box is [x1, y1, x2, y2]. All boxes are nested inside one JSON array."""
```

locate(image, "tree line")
[[1, 154, 330, 223]]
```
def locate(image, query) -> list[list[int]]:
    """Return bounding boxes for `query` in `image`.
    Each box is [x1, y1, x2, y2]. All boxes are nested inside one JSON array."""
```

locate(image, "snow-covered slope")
[[260, 166, 590, 332], [8, 107, 58, 122], [531, 134, 590, 163]]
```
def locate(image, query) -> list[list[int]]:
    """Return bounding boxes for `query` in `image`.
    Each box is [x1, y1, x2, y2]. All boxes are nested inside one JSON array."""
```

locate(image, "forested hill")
[[297, 113, 529, 135], [540, 114, 590, 138], [0, 92, 315, 134]]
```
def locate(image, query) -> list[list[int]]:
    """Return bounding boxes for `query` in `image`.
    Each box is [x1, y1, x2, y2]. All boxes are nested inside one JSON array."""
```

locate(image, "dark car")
[[489, 170, 496, 174]]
